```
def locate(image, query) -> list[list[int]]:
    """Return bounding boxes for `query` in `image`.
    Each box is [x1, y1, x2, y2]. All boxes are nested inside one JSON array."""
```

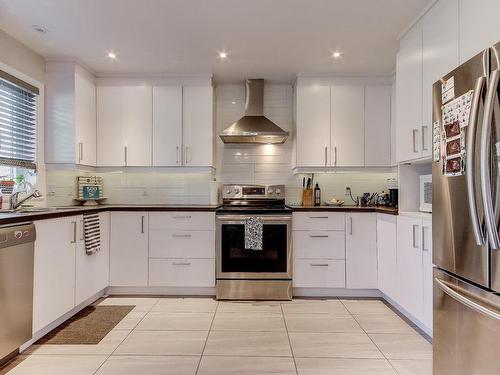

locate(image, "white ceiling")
[[0, 0, 430, 83]]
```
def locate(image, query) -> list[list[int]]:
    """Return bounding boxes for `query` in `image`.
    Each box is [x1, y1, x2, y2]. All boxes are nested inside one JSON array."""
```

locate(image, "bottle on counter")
[[314, 183, 321, 206]]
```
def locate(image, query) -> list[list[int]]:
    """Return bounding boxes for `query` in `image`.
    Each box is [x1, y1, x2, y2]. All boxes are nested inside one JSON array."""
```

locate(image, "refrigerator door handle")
[[435, 278, 500, 321], [467, 76, 487, 246], [480, 69, 500, 249]]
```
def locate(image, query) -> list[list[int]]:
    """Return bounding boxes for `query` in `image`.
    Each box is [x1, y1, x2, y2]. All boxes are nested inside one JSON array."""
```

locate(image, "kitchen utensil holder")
[[301, 189, 313, 207]]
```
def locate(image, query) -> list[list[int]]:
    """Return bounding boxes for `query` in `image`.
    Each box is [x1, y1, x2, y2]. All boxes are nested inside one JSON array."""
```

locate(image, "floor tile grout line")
[[90, 299, 158, 375], [280, 303, 299, 375], [194, 299, 219, 375]]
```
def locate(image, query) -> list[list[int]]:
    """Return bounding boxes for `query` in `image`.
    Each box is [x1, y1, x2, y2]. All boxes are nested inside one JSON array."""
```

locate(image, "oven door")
[[216, 214, 292, 280]]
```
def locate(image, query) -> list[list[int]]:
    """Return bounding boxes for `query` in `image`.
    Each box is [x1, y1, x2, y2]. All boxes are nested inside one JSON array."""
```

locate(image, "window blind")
[[0, 76, 37, 170]]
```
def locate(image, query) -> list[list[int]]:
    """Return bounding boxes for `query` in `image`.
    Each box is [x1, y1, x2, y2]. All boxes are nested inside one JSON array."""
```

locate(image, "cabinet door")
[[33, 217, 76, 333], [153, 86, 182, 166], [376, 214, 398, 300], [459, 0, 500, 63], [110, 212, 149, 286], [396, 22, 423, 162], [75, 212, 110, 305], [182, 86, 213, 166], [97, 86, 152, 166], [346, 213, 377, 289], [331, 86, 365, 167], [75, 67, 97, 166], [296, 85, 331, 167], [422, 218, 433, 332], [396, 215, 424, 321], [422, 0, 459, 157], [365, 85, 391, 166]]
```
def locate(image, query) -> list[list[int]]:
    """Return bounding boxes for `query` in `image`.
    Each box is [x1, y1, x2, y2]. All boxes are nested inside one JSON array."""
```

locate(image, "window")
[[0, 70, 39, 171]]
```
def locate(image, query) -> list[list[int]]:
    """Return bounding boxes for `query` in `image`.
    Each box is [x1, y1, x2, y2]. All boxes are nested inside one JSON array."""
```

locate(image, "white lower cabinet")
[[422, 218, 433, 331], [293, 212, 346, 289], [377, 214, 398, 300], [345, 213, 378, 289], [75, 212, 110, 305], [109, 212, 149, 287], [148, 212, 215, 287], [33, 217, 78, 333]]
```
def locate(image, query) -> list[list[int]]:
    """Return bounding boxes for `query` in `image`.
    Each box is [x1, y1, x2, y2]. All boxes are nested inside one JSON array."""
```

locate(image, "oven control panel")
[[222, 184, 285, 199]]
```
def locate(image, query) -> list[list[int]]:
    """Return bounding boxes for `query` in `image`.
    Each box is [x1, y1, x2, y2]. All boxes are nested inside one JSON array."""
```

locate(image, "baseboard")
[[382, 292, 433, 338], [106, 286, 216, 296], [20, 289, 106, 352], [292, 288, 382, 298]]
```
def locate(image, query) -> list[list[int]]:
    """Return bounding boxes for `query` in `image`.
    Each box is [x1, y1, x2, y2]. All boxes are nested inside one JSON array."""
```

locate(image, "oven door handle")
[[216, 215, 292, 222]]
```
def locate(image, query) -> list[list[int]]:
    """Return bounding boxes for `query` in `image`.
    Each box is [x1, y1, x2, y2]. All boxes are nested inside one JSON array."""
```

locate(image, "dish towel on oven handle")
[[83, 213, 101, 255], [245, 216, 263, 250]]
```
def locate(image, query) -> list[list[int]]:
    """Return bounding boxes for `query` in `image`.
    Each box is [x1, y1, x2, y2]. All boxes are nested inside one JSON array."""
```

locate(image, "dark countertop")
[[0, 204, 222, 225], [287, 205, 398, 215]]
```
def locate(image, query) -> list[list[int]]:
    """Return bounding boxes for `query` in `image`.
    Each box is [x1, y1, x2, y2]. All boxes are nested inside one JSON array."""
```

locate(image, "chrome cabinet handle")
[[421, 126, 428, 151], [141, 215, 145, 234], [310, 263, 329, 267], [124, 146, 128, 166], [480, 69, 500, 249], [412, 129, 419, 153], [412, 224, 419, 249], [310, 235, 329, 238], [173, 215, 192, 219], [422, 225, 428, 251], [172, 262, 191, 266], [309, 216, 328, 219], [78, 142, 83, 162], [324, 146, 327, 166], [80, 219, 84, 241], [349, 216, 353, 235], [176, 146, 180, 164], [184, 146, 190, 164], [334, 146, 337, 166], [467, 76, 487, 246], [173, 234, 192, 238], [71, 221, 77, 243], [435, 278, 500, 321]]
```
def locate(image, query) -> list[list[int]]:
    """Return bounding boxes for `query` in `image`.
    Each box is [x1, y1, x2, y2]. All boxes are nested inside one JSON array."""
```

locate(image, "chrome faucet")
[[9, 188, 42, 210]]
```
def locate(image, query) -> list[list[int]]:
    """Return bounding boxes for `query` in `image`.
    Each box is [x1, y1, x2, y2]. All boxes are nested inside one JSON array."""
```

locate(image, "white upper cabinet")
[[182, 86, 214, 166], [459, 0, 500, 63], [296, 85, 331, 167], [422, 0, 459, 156], [97, 85, 153, 166], [152, 86, 183, 166], [365, 85, 392, 166], [331, 86, 365, 167], [45, 62, 97, 166], [396, 21, 423, 163], [74, 67, 97, 166]]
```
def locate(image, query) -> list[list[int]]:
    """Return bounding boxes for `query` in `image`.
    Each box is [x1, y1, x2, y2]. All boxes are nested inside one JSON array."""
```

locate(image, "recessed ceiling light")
[[331, 51, 342, 58], [218, 51, 228, 59], [31, 25, 48, 34], [107, 51, 117, 60]]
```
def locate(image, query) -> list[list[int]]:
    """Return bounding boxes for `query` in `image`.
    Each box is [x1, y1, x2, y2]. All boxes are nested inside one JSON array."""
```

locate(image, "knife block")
[[301, 189, 313, 207]]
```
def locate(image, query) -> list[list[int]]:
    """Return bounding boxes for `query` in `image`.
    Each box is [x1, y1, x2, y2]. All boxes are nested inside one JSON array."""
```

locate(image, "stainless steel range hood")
[[219, 79, 289, 144]]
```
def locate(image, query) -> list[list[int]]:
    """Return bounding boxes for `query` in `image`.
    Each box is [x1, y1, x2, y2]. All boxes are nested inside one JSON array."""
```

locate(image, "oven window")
[[221, 224, 288, 273]]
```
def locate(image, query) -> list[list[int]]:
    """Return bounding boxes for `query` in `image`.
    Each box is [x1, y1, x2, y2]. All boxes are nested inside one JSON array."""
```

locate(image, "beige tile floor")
[[2, 297, 432, 375]]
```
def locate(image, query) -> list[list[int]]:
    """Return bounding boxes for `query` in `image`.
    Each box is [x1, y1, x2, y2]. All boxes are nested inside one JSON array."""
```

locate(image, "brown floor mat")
[[35, 305, 134, 345]]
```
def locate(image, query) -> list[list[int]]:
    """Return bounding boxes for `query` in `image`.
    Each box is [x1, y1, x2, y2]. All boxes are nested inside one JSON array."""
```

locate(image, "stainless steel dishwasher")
[[0, 223, 35, 364]]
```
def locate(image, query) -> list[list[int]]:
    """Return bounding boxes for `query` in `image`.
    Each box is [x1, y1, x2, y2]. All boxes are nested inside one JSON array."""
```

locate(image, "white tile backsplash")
[[46, 83, 395, 206]]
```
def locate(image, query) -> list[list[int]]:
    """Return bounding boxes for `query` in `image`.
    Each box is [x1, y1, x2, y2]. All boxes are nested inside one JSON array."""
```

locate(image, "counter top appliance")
[[216, 184, 292, 300], [432, 42, 500, 374]]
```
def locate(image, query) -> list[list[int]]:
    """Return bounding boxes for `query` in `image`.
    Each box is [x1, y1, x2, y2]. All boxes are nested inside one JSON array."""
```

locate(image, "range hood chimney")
[[219, 79, 289, 144]]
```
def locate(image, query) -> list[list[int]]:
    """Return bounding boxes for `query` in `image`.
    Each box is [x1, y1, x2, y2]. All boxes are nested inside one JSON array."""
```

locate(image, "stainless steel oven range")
[[216, 184, 292, 300]]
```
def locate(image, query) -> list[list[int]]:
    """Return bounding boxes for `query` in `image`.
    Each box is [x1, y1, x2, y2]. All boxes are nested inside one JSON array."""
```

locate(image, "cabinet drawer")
[[293, 212, 345, 231], [293, 259, 346, 288], [149, 230, 215, 258], [149, 212, 215, 231], [293, 231, 345, 259], [149, 258, 215, 287]]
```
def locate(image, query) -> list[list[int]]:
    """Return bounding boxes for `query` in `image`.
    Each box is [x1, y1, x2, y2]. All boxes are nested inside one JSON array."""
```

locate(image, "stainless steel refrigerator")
[[433, 43, 500, 375]]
